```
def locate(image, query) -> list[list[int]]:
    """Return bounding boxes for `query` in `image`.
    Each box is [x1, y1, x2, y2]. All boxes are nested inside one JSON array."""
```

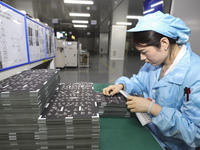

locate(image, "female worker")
[[103, 11, 200, 150]]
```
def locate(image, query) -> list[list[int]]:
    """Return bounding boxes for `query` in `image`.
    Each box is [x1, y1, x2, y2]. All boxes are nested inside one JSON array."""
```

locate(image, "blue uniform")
[[115, 43, 200, 150]]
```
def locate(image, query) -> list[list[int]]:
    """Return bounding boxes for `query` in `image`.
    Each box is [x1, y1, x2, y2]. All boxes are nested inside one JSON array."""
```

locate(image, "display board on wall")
[[45, 28, 55, 58], [27, 18, 46, 62], [0, 1, 56, 72], [0, 3, 28, 70], [53, 31, 56, 57]]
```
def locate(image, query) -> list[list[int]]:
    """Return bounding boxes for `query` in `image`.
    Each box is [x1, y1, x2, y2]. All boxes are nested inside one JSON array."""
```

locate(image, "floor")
[[59, 52, 144, 84]]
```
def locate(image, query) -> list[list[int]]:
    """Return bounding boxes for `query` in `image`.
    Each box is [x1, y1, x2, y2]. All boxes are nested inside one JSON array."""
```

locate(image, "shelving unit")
[[78, 50, 90, 68]]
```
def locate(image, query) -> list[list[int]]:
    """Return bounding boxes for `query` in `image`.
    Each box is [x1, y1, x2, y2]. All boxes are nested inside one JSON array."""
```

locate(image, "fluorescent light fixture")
[[116, 22, 132, 26], [143, 8, 155, 14], [72, 20, 89, 24], [69, 13, 90, 17], [64, 0, 94, 5], [126, 15, 143, 19], [151, 1, 163, 7], [73, 24, 88, 28]]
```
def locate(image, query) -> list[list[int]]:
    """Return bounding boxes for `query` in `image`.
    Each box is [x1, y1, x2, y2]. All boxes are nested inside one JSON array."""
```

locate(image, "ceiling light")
[[69, 13, 90, 17], [64, 0, 94, 5], [72, 20, 89, 24], [73, 24, 88, 28], [126, 15, 143, 19], [151, 1, 163, 7], [116, 22, 132, 26], [143, 8, 155, 14]]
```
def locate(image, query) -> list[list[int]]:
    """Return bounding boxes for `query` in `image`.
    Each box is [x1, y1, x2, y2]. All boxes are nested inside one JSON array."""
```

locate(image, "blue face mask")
[[128, 11, 191, 44]]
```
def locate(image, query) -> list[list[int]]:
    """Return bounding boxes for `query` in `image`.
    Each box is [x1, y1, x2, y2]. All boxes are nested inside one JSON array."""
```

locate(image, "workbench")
[[93, 83, 162, 150]]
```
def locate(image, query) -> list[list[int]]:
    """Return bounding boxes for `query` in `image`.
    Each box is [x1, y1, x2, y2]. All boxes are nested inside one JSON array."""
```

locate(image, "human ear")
[[160, 37, 169, 50]]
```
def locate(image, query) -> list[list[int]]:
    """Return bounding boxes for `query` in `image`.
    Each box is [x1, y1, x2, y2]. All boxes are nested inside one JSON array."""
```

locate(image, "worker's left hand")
[[126, 96, 151, 113]]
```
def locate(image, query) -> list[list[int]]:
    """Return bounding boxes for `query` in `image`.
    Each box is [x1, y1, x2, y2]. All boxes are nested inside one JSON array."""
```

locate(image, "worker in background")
[[103, 11, 200, 150]]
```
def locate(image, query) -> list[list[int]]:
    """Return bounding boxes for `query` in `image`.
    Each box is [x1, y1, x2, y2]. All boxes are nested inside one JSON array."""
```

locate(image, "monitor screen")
[[56, 31, 65, 39]]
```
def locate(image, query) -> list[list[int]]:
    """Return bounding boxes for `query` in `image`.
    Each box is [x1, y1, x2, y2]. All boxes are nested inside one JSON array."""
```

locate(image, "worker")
[[103, 11, 200, 150]]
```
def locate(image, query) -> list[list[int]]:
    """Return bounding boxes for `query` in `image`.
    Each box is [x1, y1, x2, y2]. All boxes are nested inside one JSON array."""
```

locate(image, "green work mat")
[[93, 83, 111, 92], [94, 83, 162, 150], [99, 117, 162, 150]]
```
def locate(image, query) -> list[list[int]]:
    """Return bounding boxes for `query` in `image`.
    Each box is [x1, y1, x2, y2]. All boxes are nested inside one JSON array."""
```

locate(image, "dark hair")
[[132, 30, 176, 48]]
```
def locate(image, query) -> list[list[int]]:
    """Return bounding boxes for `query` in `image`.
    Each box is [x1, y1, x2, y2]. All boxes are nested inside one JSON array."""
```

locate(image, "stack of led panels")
[[95, 92, 131, 117], [38, 83, 99, 150], [0, 69, 60, 150]]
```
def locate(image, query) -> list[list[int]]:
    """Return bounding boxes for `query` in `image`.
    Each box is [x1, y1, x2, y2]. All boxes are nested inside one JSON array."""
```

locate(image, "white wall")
[[171, 0, 200, 55]]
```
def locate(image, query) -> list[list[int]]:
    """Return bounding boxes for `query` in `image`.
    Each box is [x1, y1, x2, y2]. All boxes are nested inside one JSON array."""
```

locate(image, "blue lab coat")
[[115, 43, 200, 150]]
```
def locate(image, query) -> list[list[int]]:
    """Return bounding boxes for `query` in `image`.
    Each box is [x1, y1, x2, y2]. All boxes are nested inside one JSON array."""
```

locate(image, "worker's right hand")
[[103, 84, 123, 96]]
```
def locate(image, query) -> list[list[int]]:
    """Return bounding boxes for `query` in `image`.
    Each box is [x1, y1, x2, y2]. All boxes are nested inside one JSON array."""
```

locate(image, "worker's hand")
[[103, 84, 123, 96], [126, 96, 151, 113]]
